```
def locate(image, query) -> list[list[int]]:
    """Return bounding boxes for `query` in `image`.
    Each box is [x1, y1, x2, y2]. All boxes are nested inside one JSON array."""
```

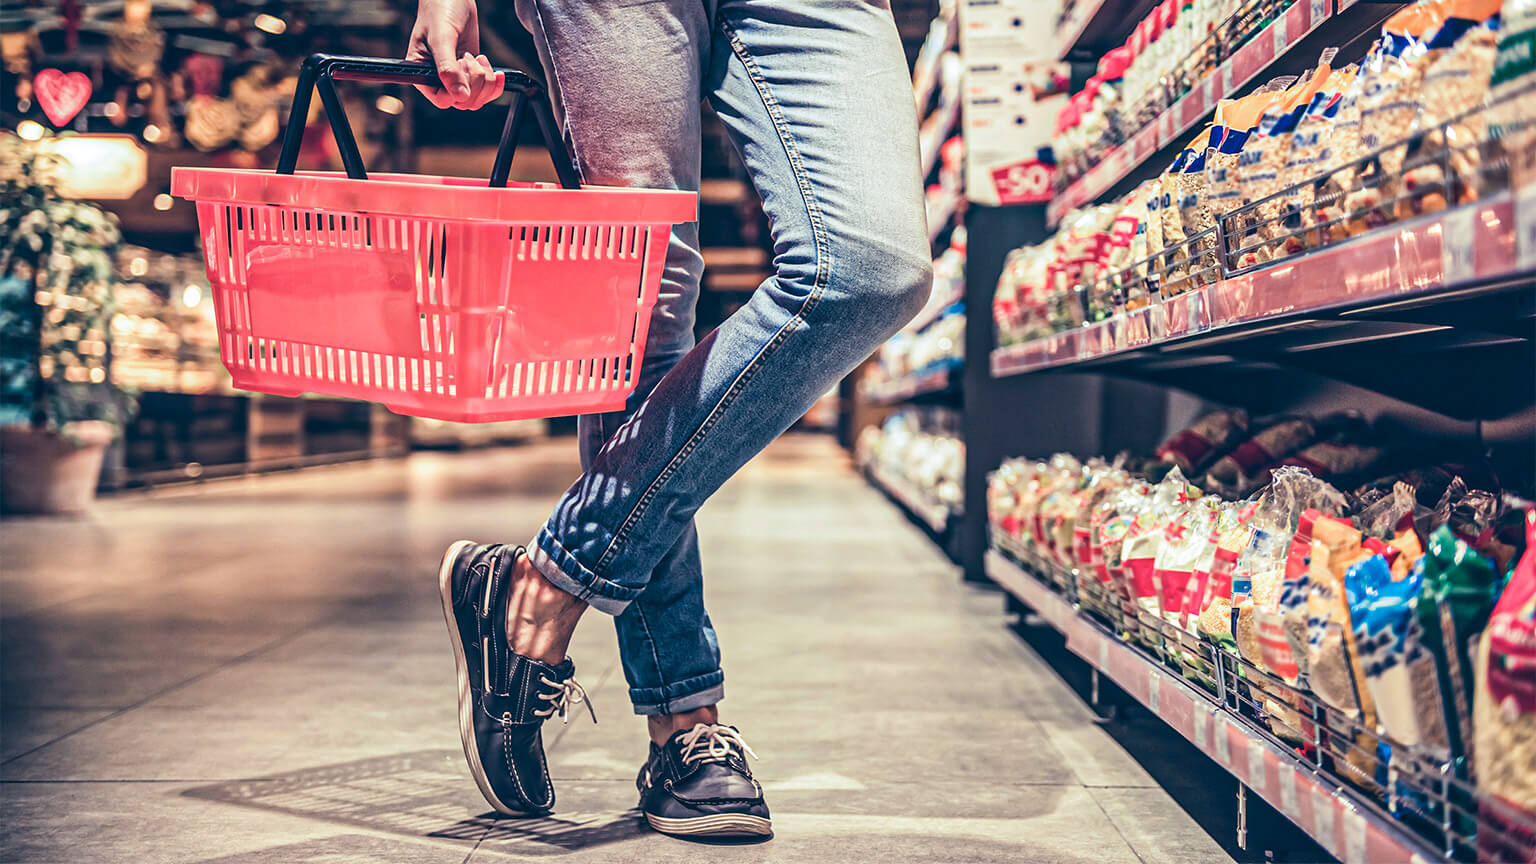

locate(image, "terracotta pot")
[[0, 422, 113, 515]]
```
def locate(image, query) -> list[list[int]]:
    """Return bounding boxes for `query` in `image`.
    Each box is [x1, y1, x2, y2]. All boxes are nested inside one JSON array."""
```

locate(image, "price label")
[[1158, 111, 1174, 147], [1343, 805, 1368, 864], [1311, 0, 1329, 24], [1273, 14, 1289, 55], [1193, 704, 1210, 748], [1247, 742, 1267, 789], [1214, 715, 1232, 764], [1147, 671, 1161, 713], [1279, 769, 1300, 818], [1098, 637, 1111, 671], [1312, 789, 1337, 855], [1202, 71, 1218, 108], [1441, 205, 1477, 284], [1517, 183, 1536, 270]]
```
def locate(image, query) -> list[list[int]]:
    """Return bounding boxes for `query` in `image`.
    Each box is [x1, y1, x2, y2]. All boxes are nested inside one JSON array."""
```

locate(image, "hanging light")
[[153, 193, 174, 211], [17, 120, 45, 141], [142, 124, 165, 143], [182, 284, 203, 307], [253, 13, 287, 34], [375, 94, 404, 115]]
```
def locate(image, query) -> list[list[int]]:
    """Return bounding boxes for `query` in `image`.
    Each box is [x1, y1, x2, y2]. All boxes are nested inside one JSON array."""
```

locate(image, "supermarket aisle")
[[1, 435, 1234, 864]]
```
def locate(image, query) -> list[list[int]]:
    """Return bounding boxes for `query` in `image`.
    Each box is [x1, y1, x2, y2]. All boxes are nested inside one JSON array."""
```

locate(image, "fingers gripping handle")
[[274, 53, 580, 189]]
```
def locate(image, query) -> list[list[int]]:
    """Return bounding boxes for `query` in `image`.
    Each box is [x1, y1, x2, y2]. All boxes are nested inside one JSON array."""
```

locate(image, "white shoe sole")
[[438, 540, 526, 817], [645, 811, 773, 838]]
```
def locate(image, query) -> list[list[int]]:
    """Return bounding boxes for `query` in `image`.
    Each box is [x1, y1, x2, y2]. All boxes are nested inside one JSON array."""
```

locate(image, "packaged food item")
[[1356, 553, 1454, 750], [1120, 469, 1200, 633], [1473, 508, 1536, 863], [1415, 525, 1501, 764], [1278, 439, 1386, 486], [1243, 70, 1328, 263], [1353, 2, 1453, 226], [1141, 179, 1167, 294], [1205, 82, 1293, 265], [1089, 481, 1156, 625], [1072, 467, 1131, 581], [1405, 22, 1498, 211], [1153, 498, 1221, 625], [1311, 59, 1376, 241], [1150, 409, 1250, 477], [1203, 417, 1317, 497], [1162, 127, 1217, 296], [1490, 0, 1536, 189], [1284, 63, 1357, 250], [1182, 501, 1246, 633], [1304, 518, 1372, 718]]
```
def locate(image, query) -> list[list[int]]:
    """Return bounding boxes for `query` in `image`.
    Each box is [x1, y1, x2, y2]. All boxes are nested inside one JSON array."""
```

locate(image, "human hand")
[[405, 0, 504, 109]]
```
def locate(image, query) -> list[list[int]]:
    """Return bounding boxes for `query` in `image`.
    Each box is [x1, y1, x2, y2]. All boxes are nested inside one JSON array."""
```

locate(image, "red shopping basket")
[[171, 55, 695, 423]]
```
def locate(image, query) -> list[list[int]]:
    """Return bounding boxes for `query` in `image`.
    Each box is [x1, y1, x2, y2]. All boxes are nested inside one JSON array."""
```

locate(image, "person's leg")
[[436, 0, 719, 819], [511, 0, 726, 722], [524, 0, 931, 627]]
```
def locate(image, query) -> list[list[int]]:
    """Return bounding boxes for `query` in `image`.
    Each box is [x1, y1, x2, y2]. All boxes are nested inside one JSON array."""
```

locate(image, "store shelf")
[[1048, 0, 1336, 226], [861, 365, 960, 406], [1051, 0, 1166, 61], [865, 462, 954, 533], [994, 193, 1536, 417], [986, 549, 1452, 864]]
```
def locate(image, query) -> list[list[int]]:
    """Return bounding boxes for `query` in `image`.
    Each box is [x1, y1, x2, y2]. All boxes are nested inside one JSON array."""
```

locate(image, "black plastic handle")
[[275, 53, 580, 189]]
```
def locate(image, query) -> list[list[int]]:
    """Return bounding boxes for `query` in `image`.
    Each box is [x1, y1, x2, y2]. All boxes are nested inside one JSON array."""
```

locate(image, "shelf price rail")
[[984, 545, 1534, 864]]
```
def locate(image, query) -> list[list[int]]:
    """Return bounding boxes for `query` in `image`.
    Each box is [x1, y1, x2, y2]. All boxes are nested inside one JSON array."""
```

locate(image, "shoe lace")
[[677, 723, 758, 766], [534, 675, 597, 724]]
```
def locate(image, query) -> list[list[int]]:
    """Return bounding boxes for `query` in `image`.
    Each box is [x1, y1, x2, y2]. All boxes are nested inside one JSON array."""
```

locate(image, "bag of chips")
[[1473, 508, 1536, 864]]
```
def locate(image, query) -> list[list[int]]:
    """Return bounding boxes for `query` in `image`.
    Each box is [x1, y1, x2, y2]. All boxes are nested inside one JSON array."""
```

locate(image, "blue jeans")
[[514, 0, 931, 715]]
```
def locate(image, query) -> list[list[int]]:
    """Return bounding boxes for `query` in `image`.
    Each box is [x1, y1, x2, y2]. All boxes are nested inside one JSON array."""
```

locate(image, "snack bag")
[[1311, 59, 1376, 242], [1490, 0, 1536, 189], [1086, 481, 1155, 627], [1304, 521, 1370, 717], [1473, 508, 1536, 864], [1153, 499, 1222, 625], [1203, 417, 1317, 497], [1356, 555, 1454, 751], [1407, 22, 1499, 211], [1171, 131, 1223, 295], [1286, 63, 1358, 249], [1415, 525, 1501, 764], [1120, 469, 1199, 635], [1141, 179, 1167, 297], [1151, 409, 1251, 477], [1244, 70, 1329, 263], [1353, 1, 1456, 226]]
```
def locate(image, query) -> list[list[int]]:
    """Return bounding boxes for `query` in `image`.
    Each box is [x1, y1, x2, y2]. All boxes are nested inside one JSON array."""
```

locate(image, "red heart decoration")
[[35, 69, 93, 128]]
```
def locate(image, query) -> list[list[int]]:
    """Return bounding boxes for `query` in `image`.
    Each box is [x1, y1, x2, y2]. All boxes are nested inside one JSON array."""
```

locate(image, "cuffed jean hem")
[[630, 672, 725, 716], [526, 529, 639, 616]]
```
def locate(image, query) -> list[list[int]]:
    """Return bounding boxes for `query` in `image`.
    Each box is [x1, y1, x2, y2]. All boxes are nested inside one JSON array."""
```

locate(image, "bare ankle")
[[506, 552, 587, 665], [648, 705, 719, 746]]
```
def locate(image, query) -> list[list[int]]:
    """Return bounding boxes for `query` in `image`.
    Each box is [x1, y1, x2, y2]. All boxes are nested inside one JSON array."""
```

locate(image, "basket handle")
[[274, 53, 580, 189]]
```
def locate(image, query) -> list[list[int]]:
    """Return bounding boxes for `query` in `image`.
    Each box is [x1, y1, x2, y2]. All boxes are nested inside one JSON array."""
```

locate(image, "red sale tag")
[[991, 158, 1056, 205]]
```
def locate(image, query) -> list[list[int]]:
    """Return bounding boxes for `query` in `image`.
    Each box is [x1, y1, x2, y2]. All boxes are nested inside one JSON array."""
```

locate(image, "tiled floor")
[[1, 434, 1234, 863]]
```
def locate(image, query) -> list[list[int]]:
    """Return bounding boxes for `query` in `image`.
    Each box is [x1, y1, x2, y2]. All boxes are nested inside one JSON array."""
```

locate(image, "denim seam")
[[589, 18, 832, 576], [631, 598, 669, 706]]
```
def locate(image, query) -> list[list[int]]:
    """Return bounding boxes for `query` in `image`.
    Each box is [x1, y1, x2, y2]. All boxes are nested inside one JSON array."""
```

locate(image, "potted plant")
[[1, 132, 135, 515]]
